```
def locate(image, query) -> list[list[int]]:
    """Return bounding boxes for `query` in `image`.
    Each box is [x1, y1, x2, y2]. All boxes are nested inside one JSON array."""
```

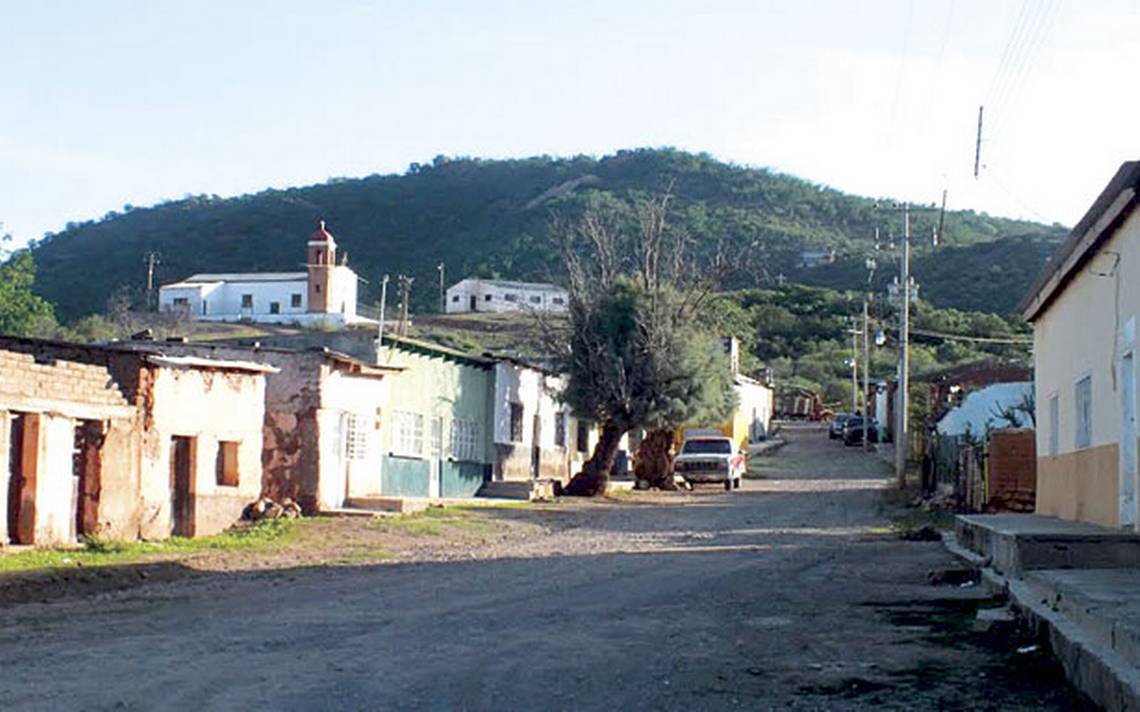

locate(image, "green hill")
[[29, 148, 1066, 319]]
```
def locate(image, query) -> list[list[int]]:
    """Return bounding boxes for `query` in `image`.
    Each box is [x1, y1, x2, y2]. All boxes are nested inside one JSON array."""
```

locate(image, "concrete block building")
[[1021, 161, 1140, 528], [490, 357, 596, 485], [0, 337, 272, 545], [445, 278, 569, 314], [116, 341, 402, 514]]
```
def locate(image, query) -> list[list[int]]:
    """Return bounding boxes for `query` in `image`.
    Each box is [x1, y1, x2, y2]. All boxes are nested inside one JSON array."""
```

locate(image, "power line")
[[910, 327, 1033, 345]]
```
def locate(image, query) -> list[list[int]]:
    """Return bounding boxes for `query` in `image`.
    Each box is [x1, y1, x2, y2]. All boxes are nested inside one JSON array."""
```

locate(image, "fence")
[[925, 427, 1036, 513]]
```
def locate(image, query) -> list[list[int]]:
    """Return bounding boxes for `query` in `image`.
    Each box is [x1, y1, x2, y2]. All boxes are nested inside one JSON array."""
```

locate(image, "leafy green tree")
[[0, 249, 56, 337]]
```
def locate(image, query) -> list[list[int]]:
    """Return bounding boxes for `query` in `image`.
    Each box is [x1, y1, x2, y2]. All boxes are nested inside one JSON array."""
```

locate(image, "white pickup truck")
[[673, 435, 746, 491]]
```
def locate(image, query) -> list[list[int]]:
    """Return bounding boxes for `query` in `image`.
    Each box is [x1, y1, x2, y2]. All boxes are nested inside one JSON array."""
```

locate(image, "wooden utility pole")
[[144, 252, 160, 311], [377, 274, 389, 361], [437, 262, 445, 313], [397, 274, 413, 337]]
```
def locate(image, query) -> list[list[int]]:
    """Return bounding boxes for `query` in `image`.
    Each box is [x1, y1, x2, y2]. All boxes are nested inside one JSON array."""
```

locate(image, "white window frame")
[[345, 414, 369, 461], [392, 410, 424, 458], [450, 418, 480, 462], [1075, 374, 1093, 450]]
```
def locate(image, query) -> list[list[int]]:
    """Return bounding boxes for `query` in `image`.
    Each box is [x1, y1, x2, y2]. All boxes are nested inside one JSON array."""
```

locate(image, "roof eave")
[[1019, 161, 1140, 322]]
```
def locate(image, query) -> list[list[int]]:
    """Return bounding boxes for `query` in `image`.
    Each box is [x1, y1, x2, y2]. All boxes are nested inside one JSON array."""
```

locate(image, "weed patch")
[[0, 518, 302, 573]]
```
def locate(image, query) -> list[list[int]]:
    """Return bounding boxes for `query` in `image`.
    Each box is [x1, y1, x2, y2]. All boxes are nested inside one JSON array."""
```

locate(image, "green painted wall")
[[378, 342, 494, 498], [382, 456, 431, 497]]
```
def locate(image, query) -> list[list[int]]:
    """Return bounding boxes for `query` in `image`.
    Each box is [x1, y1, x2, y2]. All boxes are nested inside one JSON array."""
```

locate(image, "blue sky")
[[2, 0, 1138, 247]]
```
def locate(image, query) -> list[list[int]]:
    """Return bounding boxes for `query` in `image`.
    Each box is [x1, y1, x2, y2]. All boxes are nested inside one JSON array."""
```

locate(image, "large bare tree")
[[551, 190, 737, 495]]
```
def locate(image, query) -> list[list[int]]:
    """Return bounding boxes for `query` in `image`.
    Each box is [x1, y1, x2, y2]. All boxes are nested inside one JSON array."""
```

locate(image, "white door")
[[1122, 353, 1137, 527], [429, 417, 443, 498]]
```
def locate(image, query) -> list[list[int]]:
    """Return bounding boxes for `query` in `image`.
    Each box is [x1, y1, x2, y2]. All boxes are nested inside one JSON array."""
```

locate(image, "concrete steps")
[[476, 479, 557, 501], [1024, 570, 1140, 673], [343, 497, 431, 515], [956, 513, 1140, 578]]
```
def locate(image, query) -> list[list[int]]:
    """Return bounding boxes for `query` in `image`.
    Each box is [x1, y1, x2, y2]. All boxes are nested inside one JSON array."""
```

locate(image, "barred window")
[[554, 412, 567, 448], [509, 403, 524, 442], [450, 418, 480, 461], [345, 415, 369, 460], [392, 410, 424, 457]]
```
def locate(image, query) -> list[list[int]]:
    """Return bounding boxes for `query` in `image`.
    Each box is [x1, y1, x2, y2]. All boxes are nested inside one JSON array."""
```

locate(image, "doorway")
[[72, 420, 103, 540], [1122, 352, 1137, 528], [531, 413, 542, 479], [429, 417, 443, 498], [170, 436, 195, 537], [6, 413, 36, 545], [469, 295, 477, 312]]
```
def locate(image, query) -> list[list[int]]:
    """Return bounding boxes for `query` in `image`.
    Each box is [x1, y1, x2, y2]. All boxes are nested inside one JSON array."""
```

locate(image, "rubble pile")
[[243, 497, 302, 522]]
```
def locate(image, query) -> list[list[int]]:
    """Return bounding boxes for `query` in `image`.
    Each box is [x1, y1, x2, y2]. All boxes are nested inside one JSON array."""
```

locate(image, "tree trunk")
[[563, 420, 624, 496], [633, 428, 677, 490]]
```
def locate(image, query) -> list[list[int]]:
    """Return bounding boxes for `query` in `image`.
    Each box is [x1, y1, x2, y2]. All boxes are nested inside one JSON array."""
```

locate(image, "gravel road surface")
[[0, 424, 1090, 710]]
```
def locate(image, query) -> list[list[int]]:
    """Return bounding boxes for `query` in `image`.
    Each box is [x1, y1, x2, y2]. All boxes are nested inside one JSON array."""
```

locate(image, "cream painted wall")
[[139, 366, 266, 538], [1034, 207, 1140, 526]]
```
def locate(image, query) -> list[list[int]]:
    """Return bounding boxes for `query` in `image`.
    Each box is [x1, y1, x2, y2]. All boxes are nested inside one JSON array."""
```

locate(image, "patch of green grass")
[[333, 546, 396, 565], [0, 518, 301, 573]]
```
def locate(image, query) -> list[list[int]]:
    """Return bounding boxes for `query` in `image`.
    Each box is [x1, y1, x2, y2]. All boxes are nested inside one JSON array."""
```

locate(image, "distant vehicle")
[[673, 436, 746, 491], [843, 417, 882, 446], [829, 413, 852, 439], [776, 387, 829, 421]]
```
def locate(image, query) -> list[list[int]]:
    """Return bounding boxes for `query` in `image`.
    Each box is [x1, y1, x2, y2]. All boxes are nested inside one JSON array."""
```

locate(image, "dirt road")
[[0, 424, 1089, 710]]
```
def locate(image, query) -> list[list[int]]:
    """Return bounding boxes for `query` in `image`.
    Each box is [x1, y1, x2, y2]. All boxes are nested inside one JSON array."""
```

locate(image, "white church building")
[[446, 278, 569, 314], [159, 221, 370, 327]]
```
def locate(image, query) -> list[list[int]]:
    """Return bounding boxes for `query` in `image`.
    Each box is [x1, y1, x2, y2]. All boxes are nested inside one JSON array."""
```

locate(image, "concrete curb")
[[942, 531, 1140, 711]]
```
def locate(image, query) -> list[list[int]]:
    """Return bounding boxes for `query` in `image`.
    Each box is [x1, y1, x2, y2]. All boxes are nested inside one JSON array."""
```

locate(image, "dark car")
[[843, 417, 881, 446], [829, 413, 851, 439]]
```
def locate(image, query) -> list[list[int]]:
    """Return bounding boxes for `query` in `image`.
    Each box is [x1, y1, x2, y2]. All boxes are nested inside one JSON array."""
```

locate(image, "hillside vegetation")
[[29, 149, 1065, 320]]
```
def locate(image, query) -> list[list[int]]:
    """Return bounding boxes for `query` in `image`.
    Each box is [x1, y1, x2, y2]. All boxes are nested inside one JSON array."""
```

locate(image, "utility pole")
[[974, 105, 984, 178], [143, 252, 160, 311], [896, 204, 911, 489], [437, 262, 445, 313], [376, 274, 389, 362], [850, 319, 859, 414], [863, 297, 871, 452], [397, 274, 414, 337]]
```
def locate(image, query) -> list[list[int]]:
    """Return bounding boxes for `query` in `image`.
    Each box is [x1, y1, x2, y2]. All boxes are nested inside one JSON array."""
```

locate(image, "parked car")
[[673, 436, 746, 491], [843, 417, 882, 446], [829, 413, 852, 439]]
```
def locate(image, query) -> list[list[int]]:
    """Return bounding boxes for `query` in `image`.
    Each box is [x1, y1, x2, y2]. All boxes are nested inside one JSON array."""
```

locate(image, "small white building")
[[159, 221, 369, 327], [446, 278, 569, 314]]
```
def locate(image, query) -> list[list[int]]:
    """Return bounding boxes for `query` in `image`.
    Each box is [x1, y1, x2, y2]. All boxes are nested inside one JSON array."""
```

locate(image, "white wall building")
[[735, 374, 775, 442], [159, 221, 368, 327], [446, 278, 569, 314]]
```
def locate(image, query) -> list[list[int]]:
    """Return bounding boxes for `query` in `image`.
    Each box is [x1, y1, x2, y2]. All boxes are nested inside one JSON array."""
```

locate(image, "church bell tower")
[[307, 219, 337, 313]]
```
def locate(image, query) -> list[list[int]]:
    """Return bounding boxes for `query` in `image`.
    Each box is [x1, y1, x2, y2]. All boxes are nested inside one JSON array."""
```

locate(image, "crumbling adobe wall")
[[140, 365, 267, 538], [0, 341, 145, 545]]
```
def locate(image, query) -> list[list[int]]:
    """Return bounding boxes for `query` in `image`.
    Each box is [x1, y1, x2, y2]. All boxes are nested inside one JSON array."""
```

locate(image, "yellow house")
[[1021, 161, 1140, 528], [676, 374, 774, 454]]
